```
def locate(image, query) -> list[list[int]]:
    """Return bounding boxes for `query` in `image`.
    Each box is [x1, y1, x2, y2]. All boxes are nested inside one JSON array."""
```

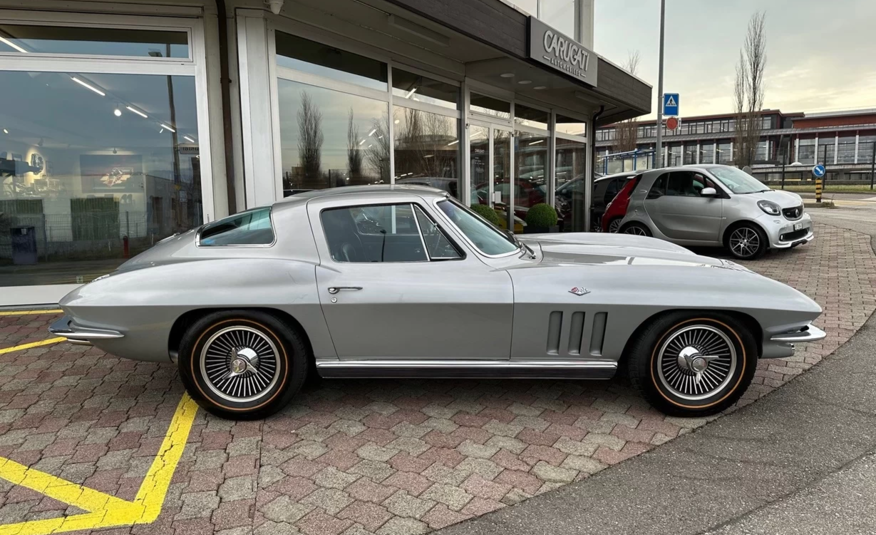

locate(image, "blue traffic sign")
[[812, 164, 826, 178], [663, 93, 679, 116]]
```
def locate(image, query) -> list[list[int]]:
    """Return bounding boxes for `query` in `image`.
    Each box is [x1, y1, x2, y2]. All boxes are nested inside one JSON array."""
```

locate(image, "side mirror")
[[700, 187, 717, 197]]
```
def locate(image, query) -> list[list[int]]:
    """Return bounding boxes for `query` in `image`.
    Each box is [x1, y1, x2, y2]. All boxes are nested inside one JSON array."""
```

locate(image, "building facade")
[[595, 108, 876, 183], [0, 0, 650, 306]]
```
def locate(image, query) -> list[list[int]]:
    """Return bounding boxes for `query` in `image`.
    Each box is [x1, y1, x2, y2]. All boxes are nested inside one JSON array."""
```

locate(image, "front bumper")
[[49, 315, 124, 346], [762, 323, 826, 358], [762, 213, 814, 249]]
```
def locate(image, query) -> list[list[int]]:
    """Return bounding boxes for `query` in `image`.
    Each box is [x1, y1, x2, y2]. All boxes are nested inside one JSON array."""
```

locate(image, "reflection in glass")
[[514, 131, 548, 223], [514, 104, 549, 130], [275, 32, 387, 91], [0, 71, 201, 287], [392, 69, 458, 110], [492, 130, 514, 231], [278, 79, 389, 193], [0, 24, 188, 57], [393, 107, 460, 197], [555, 137, 587, 232], [539, 0, 576, 37], [700, 142, 715, 164], [470, 93, 511, 120], [717, 141, 733, 164], [556, 114, 587, 136], [469, 125, 489, 206]]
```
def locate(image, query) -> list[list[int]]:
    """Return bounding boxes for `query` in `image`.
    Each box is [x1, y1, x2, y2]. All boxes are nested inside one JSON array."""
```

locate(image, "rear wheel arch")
[[168, 307, 313, 363]]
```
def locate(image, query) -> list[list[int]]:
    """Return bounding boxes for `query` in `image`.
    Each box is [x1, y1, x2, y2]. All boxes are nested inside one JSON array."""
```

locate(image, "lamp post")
[[655, 0, 666, 169]]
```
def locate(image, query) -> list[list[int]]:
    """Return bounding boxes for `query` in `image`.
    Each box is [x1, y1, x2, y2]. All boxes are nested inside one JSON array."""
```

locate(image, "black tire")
[[726, 223, 767, 260], [622, 221, 652, 237], [626, 311, 757, 417], [178, 310, 308, 420], [607, 217, 623, 234]]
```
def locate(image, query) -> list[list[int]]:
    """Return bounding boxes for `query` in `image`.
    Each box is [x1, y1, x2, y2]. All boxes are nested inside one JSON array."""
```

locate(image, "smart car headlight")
[[757, 200, 781, 216]]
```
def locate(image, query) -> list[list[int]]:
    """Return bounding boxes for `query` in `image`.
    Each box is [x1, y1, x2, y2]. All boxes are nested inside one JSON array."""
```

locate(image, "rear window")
[[198, 208, 274, 246]]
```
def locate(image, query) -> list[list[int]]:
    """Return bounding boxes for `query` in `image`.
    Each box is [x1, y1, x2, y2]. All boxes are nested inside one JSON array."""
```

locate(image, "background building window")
[[0, 24, 189, 58], [277, 80, 389, 192], [392, 68, 457, 110], [470, 93, 510, 120], [556, 114, 587, 137], [555, 138, 586, 232], [276, 32, 387, 91], [797, 138, 816, 164], [514, 131, 549, 217], [683, 142, 697, 165], [837, 136, 856, 164], [700, 142, 715, 164], [717, 141, 732, 164], [393, 107, 460, 196], [0, 71, 201, 287], [816, 136, 835, 164]]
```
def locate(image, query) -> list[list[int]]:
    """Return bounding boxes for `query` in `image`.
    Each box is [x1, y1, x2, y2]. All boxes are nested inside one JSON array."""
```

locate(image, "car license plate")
[[794, 222, 804, 231]]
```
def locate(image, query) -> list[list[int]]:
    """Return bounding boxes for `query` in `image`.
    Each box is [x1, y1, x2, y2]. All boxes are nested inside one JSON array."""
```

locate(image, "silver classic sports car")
[[50, 186, 826, 420]]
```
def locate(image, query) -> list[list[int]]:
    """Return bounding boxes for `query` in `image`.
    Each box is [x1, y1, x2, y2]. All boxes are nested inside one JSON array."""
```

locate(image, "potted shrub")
[[524, 203, 559, 233], [470, 204, 501, 226]]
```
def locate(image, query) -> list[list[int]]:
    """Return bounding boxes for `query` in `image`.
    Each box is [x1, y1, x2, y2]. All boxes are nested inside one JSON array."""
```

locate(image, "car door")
[[644, 171, 723, 243], [308, 197, 514, 360]]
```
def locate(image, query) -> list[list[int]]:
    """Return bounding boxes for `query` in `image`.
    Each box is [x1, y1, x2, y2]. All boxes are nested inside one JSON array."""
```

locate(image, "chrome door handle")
[[328, 287, 363, 294]]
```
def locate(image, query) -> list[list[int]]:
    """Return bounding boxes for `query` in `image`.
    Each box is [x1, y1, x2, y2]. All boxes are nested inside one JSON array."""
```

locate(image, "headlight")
[[757, 200, 781, 216]]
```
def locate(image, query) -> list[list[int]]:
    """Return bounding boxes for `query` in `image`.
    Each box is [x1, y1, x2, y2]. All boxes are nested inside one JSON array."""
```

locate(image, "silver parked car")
[[619, 165, 813, 259], [50, 186, 824, 420]]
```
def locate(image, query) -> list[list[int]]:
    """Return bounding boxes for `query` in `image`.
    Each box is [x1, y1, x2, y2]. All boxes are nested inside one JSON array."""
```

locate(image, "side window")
[[199, 208, 274, 246], [321, 204, 426, 263], [666, 172, 699, 197], [603, 179, 621, 204], [413, 206, 463, 260], [648, 173, 668, 198]]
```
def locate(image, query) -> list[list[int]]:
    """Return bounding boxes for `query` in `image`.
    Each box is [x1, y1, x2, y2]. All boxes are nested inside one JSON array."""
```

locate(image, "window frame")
[[432, 197, 522, 259], [319, 201, 466, 264], [196, 207, 277, 248]]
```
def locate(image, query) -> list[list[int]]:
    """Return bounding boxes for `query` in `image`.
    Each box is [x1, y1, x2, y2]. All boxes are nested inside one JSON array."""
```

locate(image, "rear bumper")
[[762, 323, 826, 358], [49, 315, 124, 346]]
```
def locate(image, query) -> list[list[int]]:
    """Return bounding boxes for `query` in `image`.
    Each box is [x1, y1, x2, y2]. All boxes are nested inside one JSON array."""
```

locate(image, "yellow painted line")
[[0, 310, 63, 316], [0, 338, 66, 356], [0, 394, 199, 535]]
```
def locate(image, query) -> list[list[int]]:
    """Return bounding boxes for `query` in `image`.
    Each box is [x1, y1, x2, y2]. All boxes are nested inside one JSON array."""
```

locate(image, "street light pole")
[[655, 0, 666, 168]]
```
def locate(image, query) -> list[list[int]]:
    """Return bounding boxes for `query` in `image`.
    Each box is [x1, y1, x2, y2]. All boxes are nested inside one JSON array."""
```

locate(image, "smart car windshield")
[[710, 166, 770, 194], [437, 200, 519, 256]]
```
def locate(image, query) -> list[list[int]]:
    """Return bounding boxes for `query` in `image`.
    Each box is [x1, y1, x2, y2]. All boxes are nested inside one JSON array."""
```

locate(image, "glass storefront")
[[555, 137, 587, 232], [0, 21, 205, 290]]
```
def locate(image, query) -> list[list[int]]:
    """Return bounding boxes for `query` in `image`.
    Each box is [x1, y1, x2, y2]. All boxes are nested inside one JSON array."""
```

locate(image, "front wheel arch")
[[723, 220, 770, 251], [618, 309, 763, 372]]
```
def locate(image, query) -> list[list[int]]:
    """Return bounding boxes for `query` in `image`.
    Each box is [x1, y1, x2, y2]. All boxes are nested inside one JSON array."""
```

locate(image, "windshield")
[[709, 166, 770, 194], [437, 200, 519, 256]]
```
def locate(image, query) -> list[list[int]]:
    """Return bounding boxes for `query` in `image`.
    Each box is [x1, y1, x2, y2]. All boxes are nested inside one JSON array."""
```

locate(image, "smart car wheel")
[[607, 218, 622, 233], [623, 222, 651, 237], [178, 310, 308, 420], [626, 311, 757, 417], [727, 224, 767, 260]]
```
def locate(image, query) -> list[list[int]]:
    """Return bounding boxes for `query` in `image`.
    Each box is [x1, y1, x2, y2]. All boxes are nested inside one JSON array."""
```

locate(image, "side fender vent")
[[568, 312, 585, 355], [547, 311, 562, 355], [590, 312, 608, 357]]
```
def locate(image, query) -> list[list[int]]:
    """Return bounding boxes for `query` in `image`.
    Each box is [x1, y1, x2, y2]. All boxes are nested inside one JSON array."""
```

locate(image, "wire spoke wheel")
[[608, 219, 622, 233], [729, 227, 761, 258], [656, 324, 737, 401], [200, 326, 280, 403]]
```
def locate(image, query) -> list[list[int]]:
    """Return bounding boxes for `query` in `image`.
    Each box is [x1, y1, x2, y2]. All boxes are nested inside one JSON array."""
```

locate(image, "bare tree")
[[733, 11, 767, 169], [615, 51, 641, 153], [395, 108, 456, 178], [346, 109, 363, 180], [297, 91, 323, 187]]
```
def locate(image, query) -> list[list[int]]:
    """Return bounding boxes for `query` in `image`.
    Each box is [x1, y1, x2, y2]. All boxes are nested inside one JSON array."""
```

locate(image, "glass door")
[[468, 122, 516, 232]]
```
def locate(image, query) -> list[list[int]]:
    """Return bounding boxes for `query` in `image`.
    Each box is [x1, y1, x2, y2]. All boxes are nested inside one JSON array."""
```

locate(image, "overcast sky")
[[594, 0, 876, 119]]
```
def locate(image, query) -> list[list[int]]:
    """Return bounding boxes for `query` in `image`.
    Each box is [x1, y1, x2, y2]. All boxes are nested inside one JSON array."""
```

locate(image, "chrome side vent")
[[589, 312, 607, 356], [568, 312, 585, 355], [547, 311, 563, 355]]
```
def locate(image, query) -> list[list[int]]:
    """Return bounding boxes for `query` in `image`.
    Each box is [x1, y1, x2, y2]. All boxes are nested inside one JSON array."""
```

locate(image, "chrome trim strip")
[[316, 359, 617, 370], [49, 316, 124, 341], [770, 324, 826, 343]]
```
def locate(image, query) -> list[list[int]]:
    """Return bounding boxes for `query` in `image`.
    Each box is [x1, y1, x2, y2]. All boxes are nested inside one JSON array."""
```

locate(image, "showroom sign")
[[529, 17, 598, 87]]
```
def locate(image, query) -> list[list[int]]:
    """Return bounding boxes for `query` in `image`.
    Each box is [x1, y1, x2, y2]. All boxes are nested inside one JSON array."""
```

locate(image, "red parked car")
[[602, 173, 642, 233]]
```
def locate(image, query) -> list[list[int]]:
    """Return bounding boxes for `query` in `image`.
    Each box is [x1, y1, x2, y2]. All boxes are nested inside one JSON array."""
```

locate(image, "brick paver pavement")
[[0, 222, 874, 534]]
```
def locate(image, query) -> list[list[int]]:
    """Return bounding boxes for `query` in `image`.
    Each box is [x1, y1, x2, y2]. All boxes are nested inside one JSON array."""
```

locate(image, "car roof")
[[274, 184, 448, 208]]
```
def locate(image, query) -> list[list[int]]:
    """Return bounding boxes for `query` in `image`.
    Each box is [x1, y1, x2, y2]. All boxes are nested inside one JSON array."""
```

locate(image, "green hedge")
[[525, 203, 558, 228], [470, 204, 501, 226]]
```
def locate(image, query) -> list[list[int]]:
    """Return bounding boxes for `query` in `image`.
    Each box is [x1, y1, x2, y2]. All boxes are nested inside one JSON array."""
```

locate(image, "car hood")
[[744, 189, 803, 208], [518, 233, 733, 269]]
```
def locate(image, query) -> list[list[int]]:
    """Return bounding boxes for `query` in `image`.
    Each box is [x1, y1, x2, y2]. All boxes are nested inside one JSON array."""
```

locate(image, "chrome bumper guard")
[[770, 324, 826, 343], [49, 316, 124, 346]]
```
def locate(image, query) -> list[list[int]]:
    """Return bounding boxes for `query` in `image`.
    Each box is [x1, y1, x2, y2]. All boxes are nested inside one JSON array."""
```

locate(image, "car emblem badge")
[[569, 287, 590, 296]]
